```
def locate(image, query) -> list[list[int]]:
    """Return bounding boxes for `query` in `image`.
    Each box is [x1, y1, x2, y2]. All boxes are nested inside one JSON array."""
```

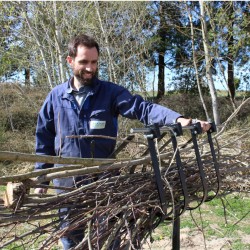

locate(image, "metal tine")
[[145, 129, 168, 219], [205, 122, 221, 202], [186, 122, 208, 210], [129, 132, 168, 174], [168, 123, 189, 218]]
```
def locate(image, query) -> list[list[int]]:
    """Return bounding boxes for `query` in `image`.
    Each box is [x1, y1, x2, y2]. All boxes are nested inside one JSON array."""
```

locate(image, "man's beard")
[[74, 69, 96, 86]]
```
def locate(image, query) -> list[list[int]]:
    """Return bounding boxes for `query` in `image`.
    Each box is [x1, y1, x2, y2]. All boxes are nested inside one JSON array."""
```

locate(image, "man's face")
[[67, 45, 99, 85]]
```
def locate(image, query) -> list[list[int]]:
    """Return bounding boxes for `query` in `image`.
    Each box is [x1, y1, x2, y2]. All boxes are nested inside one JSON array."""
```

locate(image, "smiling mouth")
[[79, 70, 93, 78], [84, 72, 93, 77]]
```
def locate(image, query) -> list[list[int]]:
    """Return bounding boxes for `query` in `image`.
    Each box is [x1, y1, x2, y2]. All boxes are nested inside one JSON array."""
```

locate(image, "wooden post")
[[3, 182, 28, 208]]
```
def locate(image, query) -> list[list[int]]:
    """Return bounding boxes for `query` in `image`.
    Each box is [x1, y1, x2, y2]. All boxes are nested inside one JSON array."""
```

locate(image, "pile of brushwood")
[[0, 121, 249, 250]]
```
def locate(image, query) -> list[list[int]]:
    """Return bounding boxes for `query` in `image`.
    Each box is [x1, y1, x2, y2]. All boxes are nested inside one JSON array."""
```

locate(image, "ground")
[[143, 227, 250, 250]]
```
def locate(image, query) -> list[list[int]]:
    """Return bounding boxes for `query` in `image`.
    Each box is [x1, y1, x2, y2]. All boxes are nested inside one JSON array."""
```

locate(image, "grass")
[[151, 193, 250, 249], [0, 185, 5, 192], [0, 215, 61, 250]]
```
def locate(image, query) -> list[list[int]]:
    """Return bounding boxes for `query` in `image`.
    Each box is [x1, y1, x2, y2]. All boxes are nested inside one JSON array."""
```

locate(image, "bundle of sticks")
[[0, 126, 249, 249]]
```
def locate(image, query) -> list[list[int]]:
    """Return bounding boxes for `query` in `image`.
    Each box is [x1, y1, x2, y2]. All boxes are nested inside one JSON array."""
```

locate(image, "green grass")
[[232, 239, 250, 250], [0, 185, 5, 192], [151, 193, 250, 248]]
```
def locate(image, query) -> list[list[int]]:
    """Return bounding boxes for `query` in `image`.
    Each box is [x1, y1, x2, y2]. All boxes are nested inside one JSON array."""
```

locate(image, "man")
[[34, 34, 211, 249]]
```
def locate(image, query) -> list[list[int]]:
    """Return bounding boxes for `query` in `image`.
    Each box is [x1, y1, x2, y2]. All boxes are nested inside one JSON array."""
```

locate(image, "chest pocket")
[[88, 109, 118, 137], [55, 104, 77, 134], [89, 109, 108, 130]]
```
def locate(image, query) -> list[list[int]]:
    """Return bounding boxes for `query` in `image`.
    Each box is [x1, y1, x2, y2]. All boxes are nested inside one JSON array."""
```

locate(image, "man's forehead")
[[75, 46, 98, 59], [77, 45, 98, 53]]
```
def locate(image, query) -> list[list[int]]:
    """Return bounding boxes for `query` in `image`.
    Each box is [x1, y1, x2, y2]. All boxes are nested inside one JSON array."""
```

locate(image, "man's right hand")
[[34, 188, 48, 194]]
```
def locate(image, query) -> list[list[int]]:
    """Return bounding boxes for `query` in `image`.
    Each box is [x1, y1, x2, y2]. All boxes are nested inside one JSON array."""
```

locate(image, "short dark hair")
[[68, 34, 99, 58]]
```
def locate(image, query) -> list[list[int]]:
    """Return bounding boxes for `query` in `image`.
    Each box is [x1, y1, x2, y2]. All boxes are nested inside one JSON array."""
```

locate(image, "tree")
[[0, 3, 25, 82], [0, 1, 153, 92], [145, 2, 190, 99], [199, 0, 220, 125], [185, 2, 210, 120], [92, 1, 152, 94], [206, 1, 250, 106]]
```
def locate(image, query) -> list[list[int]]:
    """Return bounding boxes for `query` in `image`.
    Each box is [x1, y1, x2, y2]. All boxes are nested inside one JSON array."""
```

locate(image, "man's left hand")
[[176, 117, 211, 133]]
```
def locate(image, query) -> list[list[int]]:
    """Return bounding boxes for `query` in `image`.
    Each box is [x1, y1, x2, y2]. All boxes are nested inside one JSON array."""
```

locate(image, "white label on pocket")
[[90, 120, 106, 129]]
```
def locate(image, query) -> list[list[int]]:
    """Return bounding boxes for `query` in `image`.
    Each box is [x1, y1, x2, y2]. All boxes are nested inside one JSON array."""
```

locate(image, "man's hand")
[[34, 188, 48, 195], [197, 120, 212, 133], [176, 117, 191, 127], [176, 117, 211, 133]]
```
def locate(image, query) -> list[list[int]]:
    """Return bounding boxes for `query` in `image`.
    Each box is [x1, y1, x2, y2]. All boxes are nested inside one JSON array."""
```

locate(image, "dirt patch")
[[142, 227, 249, 250], [237, 230, 250, 245]]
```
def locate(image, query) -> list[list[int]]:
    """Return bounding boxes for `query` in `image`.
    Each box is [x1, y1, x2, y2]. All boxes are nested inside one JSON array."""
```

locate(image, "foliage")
[[0, 1, 249, 124], [0, 83, 249, 155], [0, 2, 248, 90]]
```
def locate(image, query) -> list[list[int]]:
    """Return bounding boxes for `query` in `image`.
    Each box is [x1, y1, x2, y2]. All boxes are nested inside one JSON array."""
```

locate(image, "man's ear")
[[66, 56, 74, 65]]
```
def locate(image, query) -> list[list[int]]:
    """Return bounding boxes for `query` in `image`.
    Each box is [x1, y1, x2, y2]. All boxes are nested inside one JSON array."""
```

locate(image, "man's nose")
[[85, 67, 93, 72]]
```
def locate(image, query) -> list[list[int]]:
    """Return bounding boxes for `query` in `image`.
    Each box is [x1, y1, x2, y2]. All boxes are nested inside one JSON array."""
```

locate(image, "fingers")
[[176, 117, 211, 133], [198, 121, 211, 133]]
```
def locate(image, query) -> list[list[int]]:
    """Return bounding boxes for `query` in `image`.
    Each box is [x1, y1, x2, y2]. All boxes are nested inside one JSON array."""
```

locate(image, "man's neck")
[[72, 76, 93, 90], [72, 77, 83, 91]]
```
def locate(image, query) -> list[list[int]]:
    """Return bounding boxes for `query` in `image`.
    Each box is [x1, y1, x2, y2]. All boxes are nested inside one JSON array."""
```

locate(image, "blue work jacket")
[[35, 77, 182, 171]]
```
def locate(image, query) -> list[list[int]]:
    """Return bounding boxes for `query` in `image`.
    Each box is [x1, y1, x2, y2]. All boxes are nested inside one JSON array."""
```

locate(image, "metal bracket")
[[130, 121, 220, 250], [144, 124, 168, 218]]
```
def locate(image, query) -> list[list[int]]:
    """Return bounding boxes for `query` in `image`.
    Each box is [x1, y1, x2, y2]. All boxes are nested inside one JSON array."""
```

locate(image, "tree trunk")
[[227, 3, 235, 102], [157, 2, 166, 100], [20, 3, 54, 89], [53, 2, 66, 83], [187, 6, 210, 121], [157, 52, 165, 99], [228, 57, 235, 100], [199, 0, 220, 125], [94, 2, 117, 83], [24, 68, 30, 86]]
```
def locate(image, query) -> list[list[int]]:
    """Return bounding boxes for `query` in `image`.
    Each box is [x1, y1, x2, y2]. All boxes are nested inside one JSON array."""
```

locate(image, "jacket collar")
[[62, 77, 100, 99]]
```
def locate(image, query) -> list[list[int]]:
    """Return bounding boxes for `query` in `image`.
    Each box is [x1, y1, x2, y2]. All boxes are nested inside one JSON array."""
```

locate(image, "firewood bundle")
[[0, 125, 249, 250]]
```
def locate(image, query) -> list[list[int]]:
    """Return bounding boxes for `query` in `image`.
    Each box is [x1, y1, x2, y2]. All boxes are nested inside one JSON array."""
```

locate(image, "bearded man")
[[34, 34, 211, 249]]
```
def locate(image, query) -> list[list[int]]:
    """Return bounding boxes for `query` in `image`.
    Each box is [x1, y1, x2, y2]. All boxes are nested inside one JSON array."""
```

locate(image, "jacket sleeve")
[[35, 93, 56, 170], [115, 88, 182, 126]]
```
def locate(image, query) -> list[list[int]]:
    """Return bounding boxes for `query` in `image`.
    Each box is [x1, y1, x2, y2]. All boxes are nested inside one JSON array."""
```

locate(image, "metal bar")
[[205, 122, 221, 201], [129, 133, 168, 174], [143, 124, 168, 217], [130, 121, 220, 250], [188, 123, 208, 209], [172, 208, 181, 250], [170, 131, 189, 216], [130, 124, 199, 134], [141, 132, 168, 156], [147, 135, 168, 215]]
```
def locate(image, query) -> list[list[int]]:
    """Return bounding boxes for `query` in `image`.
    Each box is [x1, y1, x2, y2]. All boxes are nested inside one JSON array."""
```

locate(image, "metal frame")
[[130, 122, 220, 250]]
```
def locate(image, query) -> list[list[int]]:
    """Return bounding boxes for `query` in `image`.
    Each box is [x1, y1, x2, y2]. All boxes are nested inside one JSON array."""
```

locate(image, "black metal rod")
[[130, 124, 196, 134], [171, 133, 189, 216], [172, 207, 181, 250], [206, 130, 221, 201], [188, 128, 208, 209], [147, 136, 168, 215]]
